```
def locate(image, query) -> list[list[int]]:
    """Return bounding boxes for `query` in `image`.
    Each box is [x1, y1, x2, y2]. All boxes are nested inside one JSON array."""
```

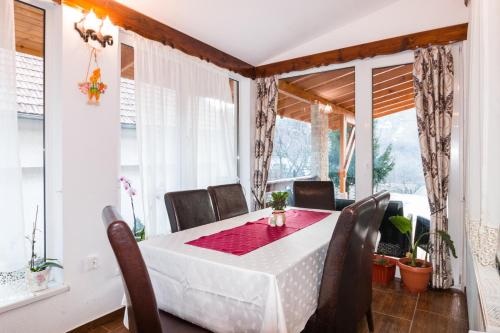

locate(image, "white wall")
[[261, 0, 468, 65], [0, 4, 123, 333]]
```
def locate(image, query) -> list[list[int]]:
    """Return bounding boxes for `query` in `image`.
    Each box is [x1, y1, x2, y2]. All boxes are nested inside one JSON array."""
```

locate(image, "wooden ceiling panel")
[[373, 64, 413, 85], [286, 67, 353, 88], [121, 43, 134, 80], [322, 83, 355, 101], [14, 1, 44, 58], [373, 81, 414, 100], [373, 103, 416, 118], [373, 73, 413, 92], [373, 93, 415, 110], [278, 62, 416, 124], [374, 99, 415, 114]]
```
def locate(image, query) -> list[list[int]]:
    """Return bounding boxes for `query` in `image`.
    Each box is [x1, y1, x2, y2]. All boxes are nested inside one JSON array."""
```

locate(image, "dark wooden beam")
[[60, 0, 255, 78], [255, 24, 468, 78]]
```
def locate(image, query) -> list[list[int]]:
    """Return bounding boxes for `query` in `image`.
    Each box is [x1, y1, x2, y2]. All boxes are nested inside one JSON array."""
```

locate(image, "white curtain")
[[134, 35, 237, 236], [0, 0, 25, 272], [465, 0, 500, 266]]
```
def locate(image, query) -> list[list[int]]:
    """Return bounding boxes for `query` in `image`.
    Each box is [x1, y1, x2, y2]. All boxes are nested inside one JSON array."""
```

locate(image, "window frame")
[[15, 0, 47, 260]]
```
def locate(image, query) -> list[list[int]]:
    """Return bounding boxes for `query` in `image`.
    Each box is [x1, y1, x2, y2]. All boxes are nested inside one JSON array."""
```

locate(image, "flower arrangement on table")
[[268, 191, 289, 227], [119, 176, 145, 241]]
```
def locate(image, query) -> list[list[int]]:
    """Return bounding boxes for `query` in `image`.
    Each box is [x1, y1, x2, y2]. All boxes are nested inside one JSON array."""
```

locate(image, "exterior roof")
[[16, 53, 136, 125]]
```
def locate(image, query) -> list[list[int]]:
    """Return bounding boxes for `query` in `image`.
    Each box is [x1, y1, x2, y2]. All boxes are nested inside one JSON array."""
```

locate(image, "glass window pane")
[[270, 67, 355, 200], [15, 1, 45, 260], [372, 64, 430, 220]]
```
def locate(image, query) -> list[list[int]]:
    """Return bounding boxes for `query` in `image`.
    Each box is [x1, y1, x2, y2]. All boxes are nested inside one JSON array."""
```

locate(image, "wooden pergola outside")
[[277, 63, 415, 195]]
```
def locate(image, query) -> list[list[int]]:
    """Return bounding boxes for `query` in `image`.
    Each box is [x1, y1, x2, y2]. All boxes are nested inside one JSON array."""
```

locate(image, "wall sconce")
[[75, 9, 114, 48]]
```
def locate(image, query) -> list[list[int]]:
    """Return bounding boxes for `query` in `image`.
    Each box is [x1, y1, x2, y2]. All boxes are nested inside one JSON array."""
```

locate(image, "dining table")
[[131, 207, 340, 333]]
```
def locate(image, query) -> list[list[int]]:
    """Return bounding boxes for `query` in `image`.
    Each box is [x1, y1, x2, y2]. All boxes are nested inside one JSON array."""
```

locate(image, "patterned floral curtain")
[[413, 46, 454, 289], [252, 77, 278, 210]]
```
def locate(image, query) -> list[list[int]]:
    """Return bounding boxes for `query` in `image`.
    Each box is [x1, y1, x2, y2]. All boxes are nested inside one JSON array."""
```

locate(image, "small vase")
[[269, 210, 286, 227], [27, 268, 50, 292]]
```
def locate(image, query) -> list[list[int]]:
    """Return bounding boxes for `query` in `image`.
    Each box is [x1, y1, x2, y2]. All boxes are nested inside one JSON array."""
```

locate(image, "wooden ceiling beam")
[[255, 24, 468, 77], [278, 80, 354, 118], [60, 0, 255, 78]]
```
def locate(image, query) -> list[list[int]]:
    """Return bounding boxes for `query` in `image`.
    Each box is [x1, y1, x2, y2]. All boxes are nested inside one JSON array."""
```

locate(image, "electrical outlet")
[[84, 255, 99, 271]]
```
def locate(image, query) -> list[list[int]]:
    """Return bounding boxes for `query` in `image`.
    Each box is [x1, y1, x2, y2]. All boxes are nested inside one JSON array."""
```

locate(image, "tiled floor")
[[358, 278, 469, 333], [84, 278, 469, 333]]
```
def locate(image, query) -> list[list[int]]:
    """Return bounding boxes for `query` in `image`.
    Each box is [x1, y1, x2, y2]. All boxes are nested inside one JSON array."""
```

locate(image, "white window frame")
[[279, 48, 465, 288]]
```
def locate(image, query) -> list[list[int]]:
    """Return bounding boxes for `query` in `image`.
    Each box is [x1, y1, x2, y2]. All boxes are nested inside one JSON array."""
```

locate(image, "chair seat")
[[159, 310, 211, 333]]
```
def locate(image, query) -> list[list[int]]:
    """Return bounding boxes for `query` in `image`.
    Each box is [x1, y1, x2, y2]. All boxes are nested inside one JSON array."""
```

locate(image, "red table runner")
[[186, 209, 331, 255]]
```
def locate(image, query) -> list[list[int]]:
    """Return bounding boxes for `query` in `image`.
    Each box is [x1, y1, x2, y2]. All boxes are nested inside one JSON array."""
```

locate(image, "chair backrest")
[[358, 190, 391, 323], [293, 181, 335, 210], [207, 183, 249, 221], [370, 191, 391, 253], [309, 196, 376, 332], [164, 189, 216, 233], [102, 206, 162, 333]]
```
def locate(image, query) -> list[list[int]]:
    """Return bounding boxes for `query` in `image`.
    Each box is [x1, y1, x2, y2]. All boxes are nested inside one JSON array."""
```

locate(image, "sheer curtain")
[[0, 0, 25, 273], [134, 35, 237, 236], [465, 0, 500, 266]]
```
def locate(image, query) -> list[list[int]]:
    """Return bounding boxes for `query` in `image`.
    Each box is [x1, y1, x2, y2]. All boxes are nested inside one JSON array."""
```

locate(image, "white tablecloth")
[[137, 207, 339, 333]]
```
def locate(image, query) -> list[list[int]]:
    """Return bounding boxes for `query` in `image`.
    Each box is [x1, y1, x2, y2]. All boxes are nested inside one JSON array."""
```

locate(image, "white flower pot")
[[269, 210, 286, 227], [27, 268, 50, 292]]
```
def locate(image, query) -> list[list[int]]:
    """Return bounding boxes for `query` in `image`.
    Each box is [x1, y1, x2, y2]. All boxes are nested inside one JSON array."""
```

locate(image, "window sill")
[[0, 283, 70, 315]]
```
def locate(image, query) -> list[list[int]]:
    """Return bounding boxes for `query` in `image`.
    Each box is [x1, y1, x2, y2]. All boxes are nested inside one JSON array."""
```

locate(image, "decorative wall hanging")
[[78, 47, 107, 105]]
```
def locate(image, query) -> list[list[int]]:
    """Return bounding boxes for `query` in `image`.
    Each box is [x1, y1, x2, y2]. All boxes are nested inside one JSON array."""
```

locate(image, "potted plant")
[[26, 206, 63, 292], [120, 177, 145, 241], [372, 252, 396, 286], [268, 192, 289, 227], [389, 215, 457, 293]]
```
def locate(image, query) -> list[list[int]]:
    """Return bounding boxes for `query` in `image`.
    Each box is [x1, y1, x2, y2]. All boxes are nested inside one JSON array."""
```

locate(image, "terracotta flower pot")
[[398, 258, 432, 293], [372, 255, 396, 285]]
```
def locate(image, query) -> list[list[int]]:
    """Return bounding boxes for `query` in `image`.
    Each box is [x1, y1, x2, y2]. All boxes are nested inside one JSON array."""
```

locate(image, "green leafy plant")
[[26, 206, 63, 272], [373, 256, 389, 266], [373, 253, 394, 267], [389, 215, 457, 267], [269, 191, 289, 211]]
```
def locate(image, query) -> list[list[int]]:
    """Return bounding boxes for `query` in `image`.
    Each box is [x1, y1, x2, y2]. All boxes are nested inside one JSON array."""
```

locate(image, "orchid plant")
[[26, 206, 63, 272], [119, 176, 145, 241]]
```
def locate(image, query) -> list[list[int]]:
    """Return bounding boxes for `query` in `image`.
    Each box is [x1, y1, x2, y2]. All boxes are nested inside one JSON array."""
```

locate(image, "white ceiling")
[[117, 0, 400, 65]]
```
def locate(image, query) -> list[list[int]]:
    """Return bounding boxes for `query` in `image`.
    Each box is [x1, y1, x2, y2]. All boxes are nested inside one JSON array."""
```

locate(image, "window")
[[270, 68, 356, 200], [372, 64, 430, 220], [119, 43, 240, 227], [0, 0, 45, 304], [269, 117, 312, 180], [119, 43, 144, 227]]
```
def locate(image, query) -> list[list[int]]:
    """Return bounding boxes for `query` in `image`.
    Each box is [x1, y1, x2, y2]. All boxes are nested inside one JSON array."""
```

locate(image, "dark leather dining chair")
[[102, 206, 210, 333], [360, 191, 391, 332], [207, 183, 248, 221], [293, 181, 335, 210], [164, 189, 216, 233], [369, 191, 391, 253], [303, 195, 377, 333]]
